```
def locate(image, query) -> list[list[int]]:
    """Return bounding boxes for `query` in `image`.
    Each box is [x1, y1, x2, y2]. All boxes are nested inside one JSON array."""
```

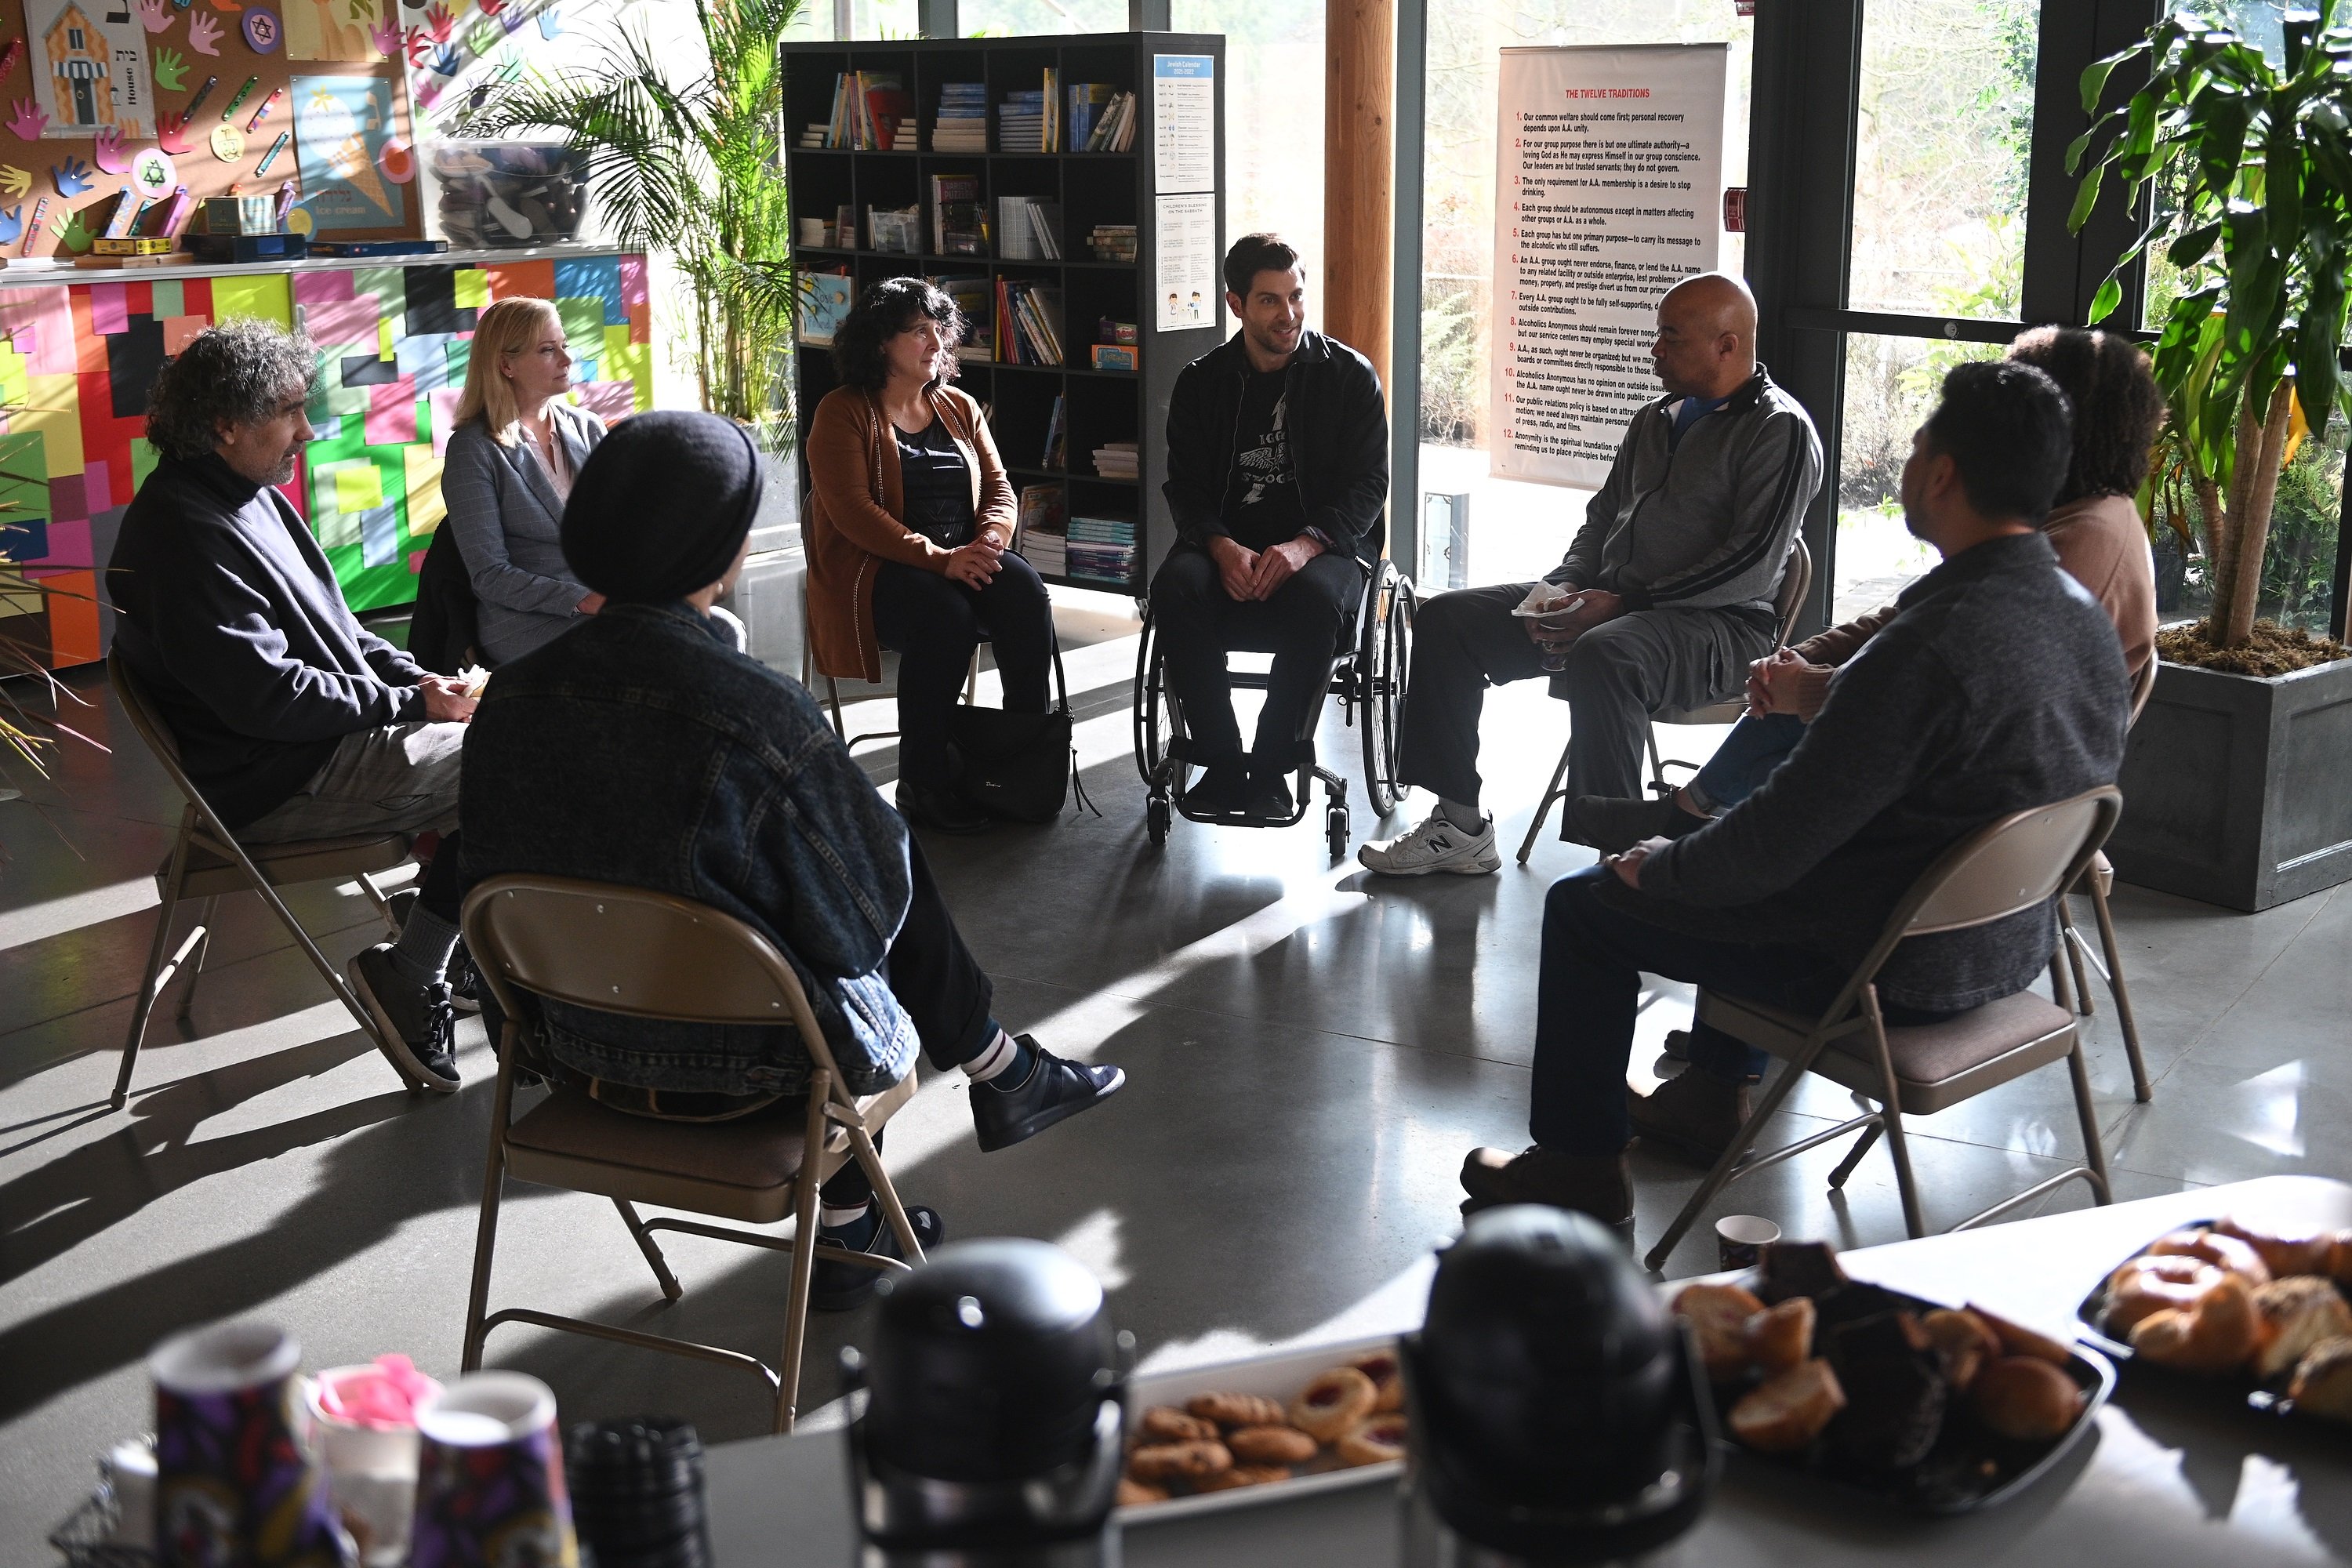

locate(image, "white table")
[[706, 1177, 2352, 1566]]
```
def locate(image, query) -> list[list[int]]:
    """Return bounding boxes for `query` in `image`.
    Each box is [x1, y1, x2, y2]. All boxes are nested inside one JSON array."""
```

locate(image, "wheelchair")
[[1131, 556, 1415, 858]]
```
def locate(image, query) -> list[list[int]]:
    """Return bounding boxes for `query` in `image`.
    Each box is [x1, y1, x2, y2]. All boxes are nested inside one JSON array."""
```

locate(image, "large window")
[[961, 0, 1127, 34], [1169, 0, 1323, 320]]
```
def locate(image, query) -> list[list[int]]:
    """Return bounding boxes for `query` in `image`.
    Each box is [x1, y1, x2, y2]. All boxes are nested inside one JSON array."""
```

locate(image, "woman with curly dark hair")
[[804, 276, 1052, 833], [1564, 325, 2165, 855]]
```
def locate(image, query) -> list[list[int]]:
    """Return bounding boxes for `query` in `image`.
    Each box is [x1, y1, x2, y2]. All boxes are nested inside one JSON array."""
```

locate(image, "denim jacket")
[[457, 600, 920, 1097]]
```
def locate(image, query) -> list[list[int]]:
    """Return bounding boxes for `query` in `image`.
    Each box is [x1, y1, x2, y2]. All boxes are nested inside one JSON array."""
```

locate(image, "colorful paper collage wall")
[[0, 250, 650, 671]]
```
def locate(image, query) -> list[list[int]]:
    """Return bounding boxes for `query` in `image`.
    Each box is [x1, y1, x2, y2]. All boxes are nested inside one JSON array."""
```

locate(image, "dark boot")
[[1458, 1145, 1633, 1224], [1562, 793, 1703, 855], [1630, 1067, 1752, 1165]]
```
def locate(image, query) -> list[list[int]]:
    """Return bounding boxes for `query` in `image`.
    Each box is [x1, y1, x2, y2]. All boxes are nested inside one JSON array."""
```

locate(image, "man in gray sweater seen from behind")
[[1461, 360, 2128, 1222], [1361, 272, 1823, 877]]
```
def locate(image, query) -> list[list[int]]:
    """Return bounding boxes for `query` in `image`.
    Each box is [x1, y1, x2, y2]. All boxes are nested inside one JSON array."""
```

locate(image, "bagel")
[[2128, 1272, 2267, 1374], [2212, 1218, 2336, 1279], [2103, 1254, 2227, 1334], [2147, 1227, 2272, 1286], [1287, 1366, 1378, 1441]]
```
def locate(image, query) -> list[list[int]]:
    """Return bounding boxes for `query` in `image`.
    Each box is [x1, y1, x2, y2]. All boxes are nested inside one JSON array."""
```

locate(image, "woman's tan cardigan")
[[804, 382, 1018, 683]]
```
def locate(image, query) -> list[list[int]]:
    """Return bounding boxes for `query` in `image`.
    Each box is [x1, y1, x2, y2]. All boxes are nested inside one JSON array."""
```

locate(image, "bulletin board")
[[0, 0, 420, 259]]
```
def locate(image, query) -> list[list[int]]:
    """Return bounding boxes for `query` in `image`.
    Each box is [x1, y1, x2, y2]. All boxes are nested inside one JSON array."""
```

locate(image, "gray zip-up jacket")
[[1547, 365, 1822, 615]]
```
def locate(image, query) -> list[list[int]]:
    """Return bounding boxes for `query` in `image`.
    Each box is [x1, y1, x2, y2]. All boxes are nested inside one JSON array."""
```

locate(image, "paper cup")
[[1715, 1215, 1780, 1273], [308, 1362, 441, 1566], [147, 1319, 348, 1567], [409, 1373, 578, 1568]]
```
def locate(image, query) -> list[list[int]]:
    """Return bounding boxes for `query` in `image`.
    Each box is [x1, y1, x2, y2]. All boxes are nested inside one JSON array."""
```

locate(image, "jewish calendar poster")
[[1490, 43, 1726, 488], [23, 0, 156, 140]]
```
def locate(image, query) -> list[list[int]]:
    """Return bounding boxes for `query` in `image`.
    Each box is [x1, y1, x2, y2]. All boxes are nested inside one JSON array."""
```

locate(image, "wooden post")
[[1325, 0, 1393, 400]]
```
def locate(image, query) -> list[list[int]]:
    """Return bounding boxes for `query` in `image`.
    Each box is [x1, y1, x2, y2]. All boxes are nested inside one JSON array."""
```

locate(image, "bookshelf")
[[782, 33, 1226, 599]]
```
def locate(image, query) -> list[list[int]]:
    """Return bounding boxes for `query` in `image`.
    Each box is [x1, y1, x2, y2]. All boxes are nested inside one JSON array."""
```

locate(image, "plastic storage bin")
[[428, 141, 591, 249]]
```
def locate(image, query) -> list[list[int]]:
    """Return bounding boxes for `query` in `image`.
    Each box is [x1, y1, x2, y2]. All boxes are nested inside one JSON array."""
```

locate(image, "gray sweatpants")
[[240, 722, 466, 844]]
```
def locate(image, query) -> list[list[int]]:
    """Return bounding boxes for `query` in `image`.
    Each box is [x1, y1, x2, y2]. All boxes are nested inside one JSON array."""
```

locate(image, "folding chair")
[[1642, 785, 2122, 1272], [107, 653, 406, 1110], [2056, 656, 2159, 1102], [458, 874, 927, 1433], [1519, 538, 1811, 865], [800, 582, 984, 755]]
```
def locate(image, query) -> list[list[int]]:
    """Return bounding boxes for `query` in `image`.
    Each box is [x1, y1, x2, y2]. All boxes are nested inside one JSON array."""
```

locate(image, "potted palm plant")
[[2069, 2, 2352, 909]]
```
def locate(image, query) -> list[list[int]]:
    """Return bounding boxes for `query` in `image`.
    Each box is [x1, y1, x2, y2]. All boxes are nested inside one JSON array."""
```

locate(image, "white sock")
[[962, 1027, 1021, 1083], [1436, 797, 1486, 833], [820, 1201, 871, 1229]]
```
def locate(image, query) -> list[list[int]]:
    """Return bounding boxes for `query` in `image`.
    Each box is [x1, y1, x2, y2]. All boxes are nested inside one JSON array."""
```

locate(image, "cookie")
[[1227, 1425, 1318, 1465]]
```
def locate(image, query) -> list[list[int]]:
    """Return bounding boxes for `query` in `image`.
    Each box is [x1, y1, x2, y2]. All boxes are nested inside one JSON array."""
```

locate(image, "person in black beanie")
[[459, 411, 1124, 1303]]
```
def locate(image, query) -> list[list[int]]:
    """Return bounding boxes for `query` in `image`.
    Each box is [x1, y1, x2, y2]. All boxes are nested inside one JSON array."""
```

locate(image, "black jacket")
[[408, 521, 482, 677], [1162, 328, 1388, 561], [106, 452, 428, 827]]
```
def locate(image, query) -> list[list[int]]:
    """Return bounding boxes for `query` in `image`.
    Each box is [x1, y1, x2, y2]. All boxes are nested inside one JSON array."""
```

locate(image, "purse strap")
[[1045, 621, 1098, 817]]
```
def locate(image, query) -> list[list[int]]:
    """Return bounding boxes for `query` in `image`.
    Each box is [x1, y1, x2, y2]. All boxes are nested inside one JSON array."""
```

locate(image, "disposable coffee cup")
[[1716, 1215, 1780, 1272], [148, 1319, 349, 1567], [309, 1359, 441, 1566], [410, 1373, 577, 1568]]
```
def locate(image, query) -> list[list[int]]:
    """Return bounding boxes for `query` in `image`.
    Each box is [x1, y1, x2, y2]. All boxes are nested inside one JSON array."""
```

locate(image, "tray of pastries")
[[1671, 1240, 2113, 1513], [1116, 1333, 1409, 1523], [2075, 1216, 2352, 1422]]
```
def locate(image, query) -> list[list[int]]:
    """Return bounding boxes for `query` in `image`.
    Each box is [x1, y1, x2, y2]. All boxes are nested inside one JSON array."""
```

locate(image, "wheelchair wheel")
[[1133, 607, 1176, 788], [1148, 793, 1171, 848], [1359, 571, 1415, 816], [1327, 804, 1349, 859]]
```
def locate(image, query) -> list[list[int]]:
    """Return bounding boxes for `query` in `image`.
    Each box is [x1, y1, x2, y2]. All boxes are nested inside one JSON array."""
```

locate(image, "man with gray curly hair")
[[107, 318, 477, 1094]]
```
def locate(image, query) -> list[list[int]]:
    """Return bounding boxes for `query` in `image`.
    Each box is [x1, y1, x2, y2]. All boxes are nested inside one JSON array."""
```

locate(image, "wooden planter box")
[[2108, 655, 2352, 911]]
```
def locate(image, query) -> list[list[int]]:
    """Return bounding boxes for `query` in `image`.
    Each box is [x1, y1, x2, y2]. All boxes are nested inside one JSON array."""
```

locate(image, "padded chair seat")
[[1700, 989, 2076, 1116], [162, 833, 413, 900], [504, 1071, 919, 1225]]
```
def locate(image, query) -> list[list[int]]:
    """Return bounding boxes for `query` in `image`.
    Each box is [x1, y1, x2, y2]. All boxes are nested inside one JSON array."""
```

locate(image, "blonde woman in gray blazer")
[[441, 297, 609, 664]]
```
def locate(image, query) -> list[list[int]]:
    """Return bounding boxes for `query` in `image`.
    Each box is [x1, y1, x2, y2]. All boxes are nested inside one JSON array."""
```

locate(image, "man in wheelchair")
[[1359, 273, 1822, 877], [1149, 233, 1390, 818]]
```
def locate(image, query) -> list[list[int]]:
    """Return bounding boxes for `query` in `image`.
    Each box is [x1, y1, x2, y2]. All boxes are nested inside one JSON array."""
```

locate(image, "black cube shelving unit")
[[782, 32, 1225, 597]]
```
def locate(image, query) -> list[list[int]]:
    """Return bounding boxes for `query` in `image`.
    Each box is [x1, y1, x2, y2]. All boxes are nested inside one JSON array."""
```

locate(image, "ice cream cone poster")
[[285, 0, 387, 63], [291, 73, 408, 232], [21, 0, 157, 140]]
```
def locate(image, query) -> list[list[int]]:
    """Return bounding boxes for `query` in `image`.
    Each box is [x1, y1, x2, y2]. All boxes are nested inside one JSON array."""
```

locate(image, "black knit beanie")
[[561, 410, 765, 603]]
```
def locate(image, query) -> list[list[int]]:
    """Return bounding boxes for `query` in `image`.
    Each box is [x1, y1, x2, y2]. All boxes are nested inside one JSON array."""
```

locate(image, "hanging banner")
[[1490, 43, 1726, 488]]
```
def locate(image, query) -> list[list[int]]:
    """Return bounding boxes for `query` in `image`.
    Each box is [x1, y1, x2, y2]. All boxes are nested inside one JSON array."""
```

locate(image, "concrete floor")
[[4, 617, 2347, 1554]]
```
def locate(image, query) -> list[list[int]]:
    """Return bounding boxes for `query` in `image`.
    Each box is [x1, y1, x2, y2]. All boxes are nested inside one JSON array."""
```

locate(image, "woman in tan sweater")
[[1568, 325, 2164, 851], [804, 278, 1051, 833]]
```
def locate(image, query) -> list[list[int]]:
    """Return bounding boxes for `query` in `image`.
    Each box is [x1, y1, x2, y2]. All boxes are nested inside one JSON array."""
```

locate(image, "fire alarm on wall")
[[1723, 187, 1748, 232]]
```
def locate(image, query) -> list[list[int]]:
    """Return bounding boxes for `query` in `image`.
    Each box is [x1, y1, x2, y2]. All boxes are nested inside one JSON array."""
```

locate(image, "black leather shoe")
[[347, 942, 459, 1094], [970, 1036, 1125, 1152], [897, 781, 992, 835], [810, 1205, 945, 1311], [1245, 765, 1294, 818], [1181, 757, 1251, 815], [1563, 793, 1704, 855]]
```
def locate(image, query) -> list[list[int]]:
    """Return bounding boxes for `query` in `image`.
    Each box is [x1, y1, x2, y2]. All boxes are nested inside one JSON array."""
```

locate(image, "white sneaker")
[[1357, 810, 1501, 877]]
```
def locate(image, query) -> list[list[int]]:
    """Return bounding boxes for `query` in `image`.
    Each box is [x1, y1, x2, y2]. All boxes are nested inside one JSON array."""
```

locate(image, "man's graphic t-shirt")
[[1224, 368, 1307, 550]]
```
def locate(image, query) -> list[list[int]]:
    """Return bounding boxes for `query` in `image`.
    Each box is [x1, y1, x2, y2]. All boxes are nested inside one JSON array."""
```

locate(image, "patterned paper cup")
[[147, 1319, 349, 1568], [408, 1372, 579, 1568]]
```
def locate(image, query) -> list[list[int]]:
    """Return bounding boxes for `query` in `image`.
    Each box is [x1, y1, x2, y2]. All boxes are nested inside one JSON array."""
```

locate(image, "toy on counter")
[[430, 140, 590, 249]]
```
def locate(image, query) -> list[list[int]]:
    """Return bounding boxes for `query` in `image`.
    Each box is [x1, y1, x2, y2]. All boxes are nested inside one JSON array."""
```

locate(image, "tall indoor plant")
[[2069, 2, 2352, 658], [470, 0, 804, 440]]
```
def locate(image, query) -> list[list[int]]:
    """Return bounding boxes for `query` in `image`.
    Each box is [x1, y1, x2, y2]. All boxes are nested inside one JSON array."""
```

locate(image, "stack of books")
[[1091, 441, 1139, 479], [1066, 514, 1138, 584], [932, 83, 987, 151], [936, 276, 993, 361], [1088, 225, 1138, 263], [1065, 82, 1116, 148], [797, 120, 829, 149], [996, 195, 1063, 260], [931, 174, 986, 254], [826, 71, 911, 149], [996, 279, 1065, 365], [1080, 91, 1138, 151], [1014, 485, 1067, 575], [998, 89, 1046, 151]]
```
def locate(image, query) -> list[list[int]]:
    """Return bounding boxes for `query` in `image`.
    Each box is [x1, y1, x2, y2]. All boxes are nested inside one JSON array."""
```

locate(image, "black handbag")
[[945, 631, 1092, 823]]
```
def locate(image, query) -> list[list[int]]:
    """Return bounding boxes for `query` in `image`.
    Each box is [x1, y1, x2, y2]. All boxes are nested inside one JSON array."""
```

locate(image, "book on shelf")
[[1014, 483, 1067, 558], [932, 82, 988, 151], [1091, 343, 1136, 372], [1091, 441, 1139, 479], [1041, 394, 1067, 468], [797, 269, 853, 347], [1083, 91, 1138, 151], [1088, 224, 1138, 263], [1065, 82, 1116, 150], [798, 120, 829, 148], [935, 275, 993, 361], [1065, 513, 1137, 583], [998, 84, 1047, 151], [995, 279, 1065, 365], [827, 71, 911, 149], [995, 196, 1063, 261], [931, 174, 986, 255], [1045, 67, 1060, 152]]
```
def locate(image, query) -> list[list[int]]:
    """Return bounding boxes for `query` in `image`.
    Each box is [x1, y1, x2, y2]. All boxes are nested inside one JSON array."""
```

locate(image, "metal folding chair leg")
[[174, 896, 220, 1027], [774, 1080, 829, 1434], [1516, 739, 1574, 865], [115, 810, 199, 1109], [2060, 901, 2097, 1018], [615, 1200, 684, 1301], [1860, 992, 1928, 1240], [460, 1043, 519, 1374], [2088, 877, 2152, 1102], [1644, 1051, 1819, 1272]]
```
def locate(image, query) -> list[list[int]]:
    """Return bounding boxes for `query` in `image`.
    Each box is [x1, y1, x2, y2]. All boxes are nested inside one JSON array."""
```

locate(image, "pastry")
[[1727, 1359, 1846, 1454], [2288, 1337, 2352, 1421], [2212, 1218, 2337, 1279], [1921, 1308, 2001, 1391], [2326, 1234, 2352, 1288], [1138, 1406, 1218, 1444], [1226, 1425, 1319, 1465], [1757, 1240, 1849, 1305], [1127, 1440, 1232, 1480], [1334, 1411, 1410, 1467], [2147, 1227, 2273, 1286], [2251, 1276, 2352, 1381], [2128, 1272, 2267, 1374], [1193, 1465, 1290, 1491], [1288, 1367, 1378, 1440], [1826, 1311, 1948, 1472], [1972, 1356, 2084, 1442], [1744, 1296, 1817, 1375], [1672, 1282, 1768, 1381], [1966, 1303, 2076, 1367], [1348, 1348, 1406, 1413], [1116, 1478, 1168, 1506], [2104, 1254, 2227, 1334], [1185, 1392, 1285, 1429]]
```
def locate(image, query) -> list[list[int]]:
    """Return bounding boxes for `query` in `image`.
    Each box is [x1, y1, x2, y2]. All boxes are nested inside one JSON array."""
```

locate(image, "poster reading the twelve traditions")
[[22, 0, 155, 140], [292, 74, 408, 232], [1490, 43, 1726, 488]]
